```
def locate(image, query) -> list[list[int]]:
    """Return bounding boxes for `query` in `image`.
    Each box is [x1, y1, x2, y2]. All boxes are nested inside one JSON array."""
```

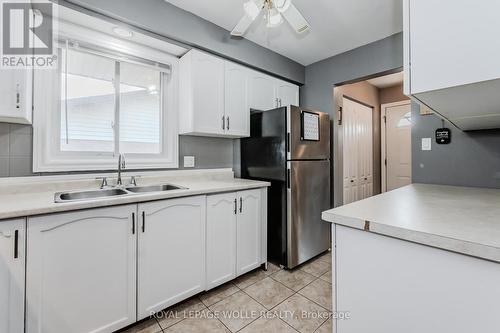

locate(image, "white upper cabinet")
[[137, 196, 206, 319], [26, 206, 137, 333], [276, 80, 299, 108], [404, 0, 500, 130], [0, 218, 25, 333], [180, 49, 299, 136], [247, 69, 278, 111], [225, 62, 249, 137], [180, 50, 225, 136], [247, 70, 299, 111], [0, 69, 32, 124], [206, 192, 237, 289]]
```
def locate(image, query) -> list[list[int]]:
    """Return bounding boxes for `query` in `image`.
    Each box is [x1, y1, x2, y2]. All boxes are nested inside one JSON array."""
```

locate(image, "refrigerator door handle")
[[287, 169, 291, 189]]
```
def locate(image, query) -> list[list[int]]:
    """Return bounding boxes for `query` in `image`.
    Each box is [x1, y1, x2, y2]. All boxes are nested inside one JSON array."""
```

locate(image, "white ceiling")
[[164, 0, 403, 65], [367, 72, 404, 88]]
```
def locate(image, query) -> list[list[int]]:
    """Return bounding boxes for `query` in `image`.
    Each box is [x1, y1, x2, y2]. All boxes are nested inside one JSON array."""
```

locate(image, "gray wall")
[[412, 104, 500, 188], [0, 124, 234, 177], [63, 0, 305, 84], [300, 33, 404, 207]]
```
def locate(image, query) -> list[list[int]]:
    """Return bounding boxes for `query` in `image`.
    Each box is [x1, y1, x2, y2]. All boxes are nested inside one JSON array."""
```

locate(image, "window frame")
[[33, 22, 179, 172]]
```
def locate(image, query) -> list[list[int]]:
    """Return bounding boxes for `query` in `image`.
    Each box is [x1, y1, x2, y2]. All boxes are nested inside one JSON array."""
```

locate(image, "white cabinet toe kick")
[[0, 187, 267, 333]]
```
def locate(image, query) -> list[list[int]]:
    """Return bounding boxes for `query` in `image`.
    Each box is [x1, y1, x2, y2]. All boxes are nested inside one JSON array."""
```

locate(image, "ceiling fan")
[[231, 0, 310, 37]]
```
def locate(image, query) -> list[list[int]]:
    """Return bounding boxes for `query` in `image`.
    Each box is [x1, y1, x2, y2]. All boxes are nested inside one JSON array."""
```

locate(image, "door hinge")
[[384, 158, 387, 166], [338, 107, 343, 125], [383, 115, 387, 123]]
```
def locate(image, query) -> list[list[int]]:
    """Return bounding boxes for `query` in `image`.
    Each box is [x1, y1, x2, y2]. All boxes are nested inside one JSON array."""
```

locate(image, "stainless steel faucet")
[[117, 154, 126, 186]]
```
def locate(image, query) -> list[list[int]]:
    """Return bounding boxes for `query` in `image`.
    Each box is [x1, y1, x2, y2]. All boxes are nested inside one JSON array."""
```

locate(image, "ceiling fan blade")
[[281, 3, 310, 33], [231, 14, 255, 36]]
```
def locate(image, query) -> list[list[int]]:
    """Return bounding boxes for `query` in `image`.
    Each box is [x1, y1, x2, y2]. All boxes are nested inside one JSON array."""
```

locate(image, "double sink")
[[55, 184, 186, 203]]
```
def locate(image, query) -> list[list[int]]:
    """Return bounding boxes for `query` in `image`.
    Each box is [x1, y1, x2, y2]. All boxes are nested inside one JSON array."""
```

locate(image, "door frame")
[[381, 100, 412, 193]]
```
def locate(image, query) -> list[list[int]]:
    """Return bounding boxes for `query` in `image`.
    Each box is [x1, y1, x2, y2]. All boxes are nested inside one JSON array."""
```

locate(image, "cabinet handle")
[[227, 116, 230, 131], [132, 212, 136, 234], [14, 230, 19, 259], [16, 84, 20, 109], [239, 197, 243, 213], [222, 116, 225, 130], [142, 211, 146, 233], [234, 198, 237, 215]]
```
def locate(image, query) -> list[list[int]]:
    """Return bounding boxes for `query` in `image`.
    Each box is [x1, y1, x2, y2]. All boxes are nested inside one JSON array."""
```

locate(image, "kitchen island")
[[322, 184, 500, 333]]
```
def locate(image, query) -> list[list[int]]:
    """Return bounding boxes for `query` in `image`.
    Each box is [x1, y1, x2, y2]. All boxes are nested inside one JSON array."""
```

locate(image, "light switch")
[[421, 138, 432, 151], [183, 156, 195, 168]]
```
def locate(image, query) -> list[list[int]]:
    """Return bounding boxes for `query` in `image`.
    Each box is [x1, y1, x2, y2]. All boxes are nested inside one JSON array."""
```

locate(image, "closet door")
[[342, 98, 373, 204], [342, 98, 359, 205], [357, 103, 373, 200]]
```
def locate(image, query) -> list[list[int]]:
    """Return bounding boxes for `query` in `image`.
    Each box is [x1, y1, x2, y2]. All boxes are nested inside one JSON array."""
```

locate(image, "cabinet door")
[[137, 196, 206, 319], [247, 70, 278, 111], [236, 189, 262, 275], [409, 0, 500, 93], [0, 219, 25, 333], [191, 50, 225, 135], [206, 192, 237, 290], [26, 206, 137, 333], [0, 69, 32, 124], [225, 62, 249, 137], [276, 80, 299, 107]]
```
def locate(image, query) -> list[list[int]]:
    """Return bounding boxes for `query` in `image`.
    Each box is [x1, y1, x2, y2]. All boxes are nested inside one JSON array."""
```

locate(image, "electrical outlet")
[[183, 156, 195, 168], [421, 138, 432, 151]]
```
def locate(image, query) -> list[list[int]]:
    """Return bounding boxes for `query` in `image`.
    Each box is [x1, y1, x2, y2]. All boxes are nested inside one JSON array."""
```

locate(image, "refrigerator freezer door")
[[288, 106, 330, 160], [287, 160, 331, 268]]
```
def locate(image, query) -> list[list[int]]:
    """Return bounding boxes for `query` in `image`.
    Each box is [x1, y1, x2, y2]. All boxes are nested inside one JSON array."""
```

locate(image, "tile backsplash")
[[0, 123, 236, 177], [0, 123, 34, 177]]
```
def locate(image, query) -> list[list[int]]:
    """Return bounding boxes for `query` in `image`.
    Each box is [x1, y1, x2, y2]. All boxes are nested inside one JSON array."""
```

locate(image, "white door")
[[206, 192, 237, 290], [224, 62, 249, 137], [191, 50, 225, 134], [137, 196, 206, 319], [357, 103, 373, 199], [0, 218, 25, 333], [236, 189, 262, 275], [276, 80, 299, 107], [26, 206, 137, 333], [384, 102, 412, 191], [247, 70, 277, 111], [342, 98, 373, 205], [0, 69, 32, 124]]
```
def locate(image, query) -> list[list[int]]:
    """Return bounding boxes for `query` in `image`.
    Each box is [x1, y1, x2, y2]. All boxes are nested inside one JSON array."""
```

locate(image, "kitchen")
[[1, 0, 500, 333]]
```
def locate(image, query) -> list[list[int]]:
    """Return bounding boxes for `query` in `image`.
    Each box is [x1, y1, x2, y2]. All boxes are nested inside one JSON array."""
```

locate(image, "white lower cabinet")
[[0, 218, 25, 333], [137, 196, 206, 319], [26, 205, 137, 333], [18, 188, 266, 332], [236, 189, 262, 275], [206, 193, 237, 289]]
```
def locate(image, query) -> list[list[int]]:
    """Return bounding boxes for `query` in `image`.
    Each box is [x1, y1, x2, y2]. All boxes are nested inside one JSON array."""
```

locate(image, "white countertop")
[[322, 184, 500, 263], [0, 169, 269, 220]]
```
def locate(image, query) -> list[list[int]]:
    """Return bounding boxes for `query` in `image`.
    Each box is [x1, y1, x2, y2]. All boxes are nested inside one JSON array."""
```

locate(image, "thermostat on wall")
[[436, 128, 451, 144]]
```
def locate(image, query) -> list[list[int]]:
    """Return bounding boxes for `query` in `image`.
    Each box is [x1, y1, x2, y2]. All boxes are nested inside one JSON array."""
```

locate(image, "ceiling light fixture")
[[112, 26, 134, 38], [231, 0, 310, 37], [267, 8, 283, 28]]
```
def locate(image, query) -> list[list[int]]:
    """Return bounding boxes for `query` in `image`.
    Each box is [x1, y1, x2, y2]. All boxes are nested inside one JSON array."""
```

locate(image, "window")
[[397, 111, 412, 128], [33, 26, 179, 172]]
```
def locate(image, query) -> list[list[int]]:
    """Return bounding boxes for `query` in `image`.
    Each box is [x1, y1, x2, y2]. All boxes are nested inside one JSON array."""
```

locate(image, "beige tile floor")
[[118, 251, 333, 333]]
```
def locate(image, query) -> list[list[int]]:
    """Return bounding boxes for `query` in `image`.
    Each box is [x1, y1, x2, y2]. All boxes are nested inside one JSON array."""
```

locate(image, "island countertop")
[[322, 183, 500, 263]]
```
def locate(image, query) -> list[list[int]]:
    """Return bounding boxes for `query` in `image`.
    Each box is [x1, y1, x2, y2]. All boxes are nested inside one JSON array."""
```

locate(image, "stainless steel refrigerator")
[[241, 105, 331, 269]]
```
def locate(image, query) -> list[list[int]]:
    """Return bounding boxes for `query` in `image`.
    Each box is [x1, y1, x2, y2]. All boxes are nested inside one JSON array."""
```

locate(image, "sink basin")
[[125, 184, 185, 193], [55, 189, 129, 202]]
